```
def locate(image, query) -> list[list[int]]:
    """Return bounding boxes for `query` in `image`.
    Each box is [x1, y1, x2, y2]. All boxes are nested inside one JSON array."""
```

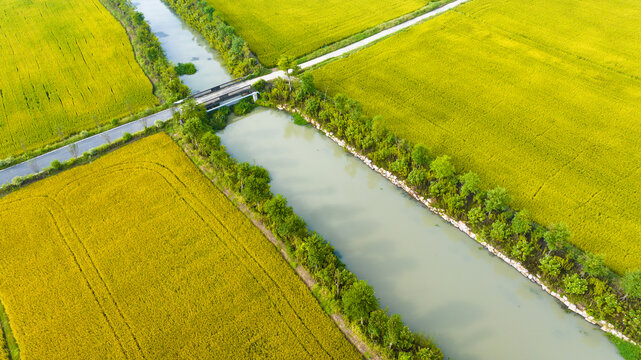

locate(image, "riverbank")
[[276, 103, 638, 347], [174, 134, 384, 359]]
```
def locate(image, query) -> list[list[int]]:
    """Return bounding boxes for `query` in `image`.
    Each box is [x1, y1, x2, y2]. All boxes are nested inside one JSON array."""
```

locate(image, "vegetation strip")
[[0, 300, 19, 360], [258, 75, 641, 350]]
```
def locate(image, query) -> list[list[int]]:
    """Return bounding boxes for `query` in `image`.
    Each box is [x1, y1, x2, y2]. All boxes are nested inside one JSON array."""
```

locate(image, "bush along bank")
[[162, 0, 264, 78], [100, 0, 190, 103], [257, 75, 641, 349], [173, 98, 444, 360]]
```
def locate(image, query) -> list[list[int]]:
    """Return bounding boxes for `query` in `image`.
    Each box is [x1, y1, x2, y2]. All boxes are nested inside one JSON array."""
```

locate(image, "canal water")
[[131, 1, 623, 359], [132, 0, 232, 91], [219, 109, 622, 360]]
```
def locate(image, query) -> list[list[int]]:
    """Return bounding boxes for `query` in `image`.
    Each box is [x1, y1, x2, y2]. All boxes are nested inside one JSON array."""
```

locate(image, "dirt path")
[[177, 137, 381, 360]]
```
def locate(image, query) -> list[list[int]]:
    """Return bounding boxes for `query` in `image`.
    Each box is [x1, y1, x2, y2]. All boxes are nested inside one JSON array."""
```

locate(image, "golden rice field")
[[0, 134, 360, 360], [313, 0, 641, 274], [0, 0, 157, 159], [203, 0, 427, 66]]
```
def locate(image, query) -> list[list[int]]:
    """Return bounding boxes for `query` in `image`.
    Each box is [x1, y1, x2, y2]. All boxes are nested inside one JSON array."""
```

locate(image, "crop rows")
[[0, 0, 157, 159], [203, 0, 426, 66], [0, 134, 359, 359], [313, 0, 641, 273]]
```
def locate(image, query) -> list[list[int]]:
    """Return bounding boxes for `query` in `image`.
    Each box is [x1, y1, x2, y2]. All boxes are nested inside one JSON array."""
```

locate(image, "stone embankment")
[[277, 105, 637, 346]]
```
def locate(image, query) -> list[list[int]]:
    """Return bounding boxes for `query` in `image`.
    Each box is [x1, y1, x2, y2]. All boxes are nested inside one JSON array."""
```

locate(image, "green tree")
[[277, 55, 296, 90], [183, 117, 205, 145], [300, 73, 315, 96], [490, 220, 511, 242], [623, 269, 641, 299], [459, 171, 481, 197], [467, 206, 486, 229], [367, 309, 389, 342], [384, 314, 413, 351], [264, 194, 291, 225], [241, 175, 271, 206], [564, 274, 588, 295], [411, 144, 431, 168], [407, 169, 429, 188], [484, 187, 510, 213], [539, 255, 563, 278], [342, 280, 378, 325], [200, 131, 221, 155], [511, 237, 534, 262], [305, 233, 330, 270], [430, 155, 455, 180], [579, 252, 608, 278], [543, 223, 571, 252], [511, 210, 532, 235]]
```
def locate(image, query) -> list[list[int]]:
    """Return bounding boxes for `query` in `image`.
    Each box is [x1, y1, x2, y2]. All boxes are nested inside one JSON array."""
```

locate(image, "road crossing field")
[[313, 0, 641, 273], [0, 0, 157, 159], [0, 134, 360, 359]]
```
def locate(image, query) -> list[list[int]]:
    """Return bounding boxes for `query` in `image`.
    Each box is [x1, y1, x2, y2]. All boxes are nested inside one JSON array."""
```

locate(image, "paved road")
[[0, 0, 468, 187], [0, 108, 174, 185]]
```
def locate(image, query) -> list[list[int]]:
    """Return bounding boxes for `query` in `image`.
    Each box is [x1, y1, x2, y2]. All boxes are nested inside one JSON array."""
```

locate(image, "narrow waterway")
[[132, 0, 232, 91], [219, 108, 622, 360]]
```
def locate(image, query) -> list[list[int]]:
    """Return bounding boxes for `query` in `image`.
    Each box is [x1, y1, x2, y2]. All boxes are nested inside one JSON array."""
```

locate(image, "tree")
[[539, 255, 562, 277], [564, 274, 588, 295], [467, 206, 486, 229], [490, 220, 511, 242], [543, 223, 571, 252], [277, 55, 296, 91], [367, 309, 389, 342], [511, 210, 532, 235], [411, 144, 431, 168], [579, 252, 608, 278], [407, 169, 429, 188], [241, 175, 271, 206], [623, 269, 641, 299], [200, 131, 221, 155], [300, 73, 315, 95], [264, 194, 292, 225], [459, 171, 481, 198], [384, 314, 413, 351], [183, 117, 205, 145], [342, 280, 378, 325], [511, 237, 534, 262], [430, 155, 455, 180], [334, 94, 348, 115], [484, 187, 510, 213], [306, 233, 330, 270]]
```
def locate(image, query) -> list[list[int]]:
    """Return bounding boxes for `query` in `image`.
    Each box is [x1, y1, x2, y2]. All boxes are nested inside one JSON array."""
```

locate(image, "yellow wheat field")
[[0, 134, 360, 359], [0, 0, 157, 159]]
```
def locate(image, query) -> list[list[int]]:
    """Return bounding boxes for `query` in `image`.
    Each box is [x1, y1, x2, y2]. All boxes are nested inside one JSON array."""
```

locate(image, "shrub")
[[174, 62, 197, 75]]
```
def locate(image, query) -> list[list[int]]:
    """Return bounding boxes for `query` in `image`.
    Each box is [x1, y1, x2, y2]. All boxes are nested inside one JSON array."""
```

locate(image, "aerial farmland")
[[0, 0, 640, 359]]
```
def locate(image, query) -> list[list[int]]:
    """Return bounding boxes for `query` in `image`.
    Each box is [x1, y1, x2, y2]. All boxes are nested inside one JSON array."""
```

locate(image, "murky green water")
[[219, 108, 622, 360], [133, 0, 232, 91]]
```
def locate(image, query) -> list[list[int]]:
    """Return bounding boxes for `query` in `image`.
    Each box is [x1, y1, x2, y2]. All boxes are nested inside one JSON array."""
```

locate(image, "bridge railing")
[[176, 75, 250, 104]]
